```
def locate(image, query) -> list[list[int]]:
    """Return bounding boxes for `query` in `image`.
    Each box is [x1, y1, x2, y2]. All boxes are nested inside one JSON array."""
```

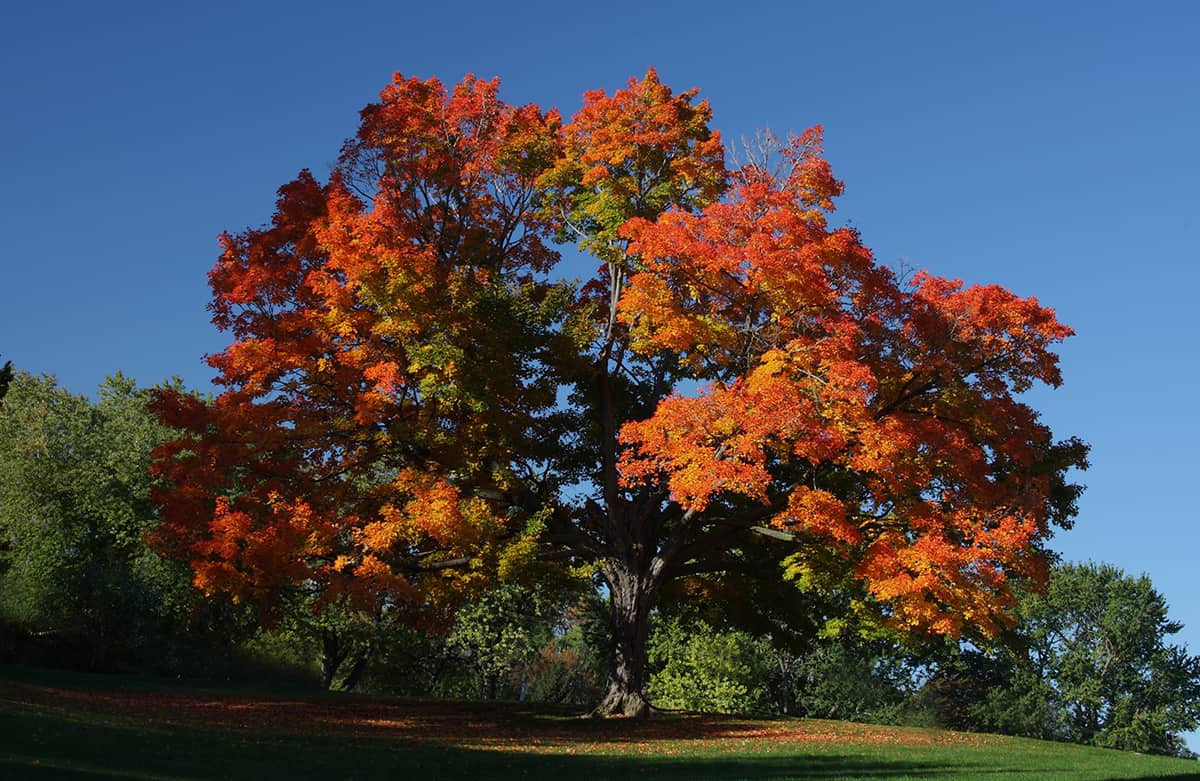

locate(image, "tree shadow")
[[4, 672, 1199, 780], [0, 734, 953, 781], [6, 702, 1200, 781], [0, 676, 967, 746], [0, 695, 949, 781]]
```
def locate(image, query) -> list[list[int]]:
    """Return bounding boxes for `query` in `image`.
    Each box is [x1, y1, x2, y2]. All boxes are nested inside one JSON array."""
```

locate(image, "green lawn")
[[2, 666, 1198, 780]]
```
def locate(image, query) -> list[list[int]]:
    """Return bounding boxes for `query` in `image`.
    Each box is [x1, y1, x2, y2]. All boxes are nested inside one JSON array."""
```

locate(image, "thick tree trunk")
[[592, 561, 660, 717]]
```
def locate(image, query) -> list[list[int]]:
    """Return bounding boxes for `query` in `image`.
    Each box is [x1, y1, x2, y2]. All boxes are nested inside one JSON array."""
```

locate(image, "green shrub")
[[646, 617, 772, 714]]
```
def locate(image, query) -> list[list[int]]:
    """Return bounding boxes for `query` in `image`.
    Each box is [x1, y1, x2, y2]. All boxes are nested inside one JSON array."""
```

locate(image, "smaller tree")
[[254, 592, 390, 691], [1028, 562, 1200, 756], [444, 580, 597, 700], [446, 584, 558, 701], [790, 636, 928, 725], [0, 372, 246, 670], [921, 641, 1057, 737], [925, 562, 1200, 757], [518, 591, 608, 705]]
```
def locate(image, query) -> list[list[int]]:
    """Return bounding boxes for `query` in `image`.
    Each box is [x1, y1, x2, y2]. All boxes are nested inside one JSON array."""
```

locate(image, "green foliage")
[[1026, 562, 1200, 756], [517, 591, 608, 705], [445, 585, 548, 699], [790, 638, 931, 726], [921, 562, 1200, 758], [352, 624, 457, 696], [0, 358, 11, 400], [646, 616, 773, 715], [334, 586, 606, 705], [661, 557, 829, 654], [440, 584, 606, 703], [0, 371, 248, 671], [921, 643, 1057, 737], [244, 594, 397, 691], [969, 665, 1058, 739], [643, 608, 934, 722]]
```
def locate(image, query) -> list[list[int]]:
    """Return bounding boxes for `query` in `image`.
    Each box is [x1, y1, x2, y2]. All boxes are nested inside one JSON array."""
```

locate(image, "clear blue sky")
[[3, 0, 1198, 742]]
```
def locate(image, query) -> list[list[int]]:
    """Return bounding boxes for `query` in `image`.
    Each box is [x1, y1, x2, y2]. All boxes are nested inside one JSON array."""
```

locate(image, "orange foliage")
[[614, 126, 1083, 639], [150, 73, 561, 620], [151, 70, 1085, 648]]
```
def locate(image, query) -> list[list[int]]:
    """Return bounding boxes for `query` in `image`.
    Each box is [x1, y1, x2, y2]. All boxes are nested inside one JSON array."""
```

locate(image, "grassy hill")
[[2, 666, 1197, 780]]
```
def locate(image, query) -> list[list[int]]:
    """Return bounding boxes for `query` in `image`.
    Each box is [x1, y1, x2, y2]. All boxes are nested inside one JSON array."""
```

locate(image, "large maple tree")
[[151, 69, 1086, 716]]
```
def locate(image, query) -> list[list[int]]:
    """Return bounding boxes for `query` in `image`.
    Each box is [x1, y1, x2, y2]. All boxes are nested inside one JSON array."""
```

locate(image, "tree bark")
[[319, 630, 347, 691], [341, 646, 371, 692], [483, 671, 499, 701], [592, 559, 661, 717]]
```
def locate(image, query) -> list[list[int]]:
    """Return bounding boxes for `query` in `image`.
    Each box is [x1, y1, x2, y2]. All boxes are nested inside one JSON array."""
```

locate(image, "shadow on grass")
[[0, 701, 953, 781], [0, 671, 942, 746], [7, 702, 1200, 781]]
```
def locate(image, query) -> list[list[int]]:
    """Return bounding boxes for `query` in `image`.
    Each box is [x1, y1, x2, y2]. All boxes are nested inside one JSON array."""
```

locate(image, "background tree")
[[789, 635, 929, 725], [917, 562, 1200, 758], [1021, 562, 1200, 756], [518, 591, 608, 705], [0, 372, 246, 671], [256, 592, 390, 691], [299, 584, 606, 704], [920, 640, 1056, 737], [151, 69, 1087, 717], [444, 584, 551, 700]]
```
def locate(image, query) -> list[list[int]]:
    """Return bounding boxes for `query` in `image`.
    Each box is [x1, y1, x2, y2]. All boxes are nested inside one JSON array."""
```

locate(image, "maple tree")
[[151, 69, 1086, 716]]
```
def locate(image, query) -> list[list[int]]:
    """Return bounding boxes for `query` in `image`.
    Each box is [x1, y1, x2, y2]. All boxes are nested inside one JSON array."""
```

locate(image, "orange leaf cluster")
[[539, 68, 726, 263], [614, 127, 1083, 639]]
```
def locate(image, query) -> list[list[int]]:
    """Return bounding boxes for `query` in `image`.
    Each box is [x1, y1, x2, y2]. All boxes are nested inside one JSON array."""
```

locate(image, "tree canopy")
[[0, 371, 242, 670], [1021, 562, 1200, 754], [149, 69, 1087, 715], [920, 562, 1200, 758]]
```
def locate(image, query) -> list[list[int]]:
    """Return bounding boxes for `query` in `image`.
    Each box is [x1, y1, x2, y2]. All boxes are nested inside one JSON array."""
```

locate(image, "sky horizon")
[[3, 0, 1198, 750]]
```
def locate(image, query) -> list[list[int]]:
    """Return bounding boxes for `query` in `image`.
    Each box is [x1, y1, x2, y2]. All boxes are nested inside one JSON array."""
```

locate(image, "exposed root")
[[589, 688, 660, 718]]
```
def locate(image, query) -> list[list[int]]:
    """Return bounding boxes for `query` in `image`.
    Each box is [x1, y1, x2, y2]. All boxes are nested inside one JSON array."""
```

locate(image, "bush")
[[646, 617, 772, 714]]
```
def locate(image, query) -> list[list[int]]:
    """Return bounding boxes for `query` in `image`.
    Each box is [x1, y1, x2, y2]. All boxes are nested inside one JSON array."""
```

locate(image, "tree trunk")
[[776, 655, 793, 716], [592, 560, 660, 717], [483, 671, 499, 701], [320, 630, 347, 691], [341, 646, 371, 692]]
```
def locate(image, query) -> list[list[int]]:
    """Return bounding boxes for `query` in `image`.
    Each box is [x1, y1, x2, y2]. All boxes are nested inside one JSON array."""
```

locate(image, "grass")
[[2, 665, 1198, 780]]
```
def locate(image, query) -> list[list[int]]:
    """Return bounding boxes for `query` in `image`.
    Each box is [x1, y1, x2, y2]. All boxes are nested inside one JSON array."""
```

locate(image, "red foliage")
[[150, 70, 1085, 658]]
